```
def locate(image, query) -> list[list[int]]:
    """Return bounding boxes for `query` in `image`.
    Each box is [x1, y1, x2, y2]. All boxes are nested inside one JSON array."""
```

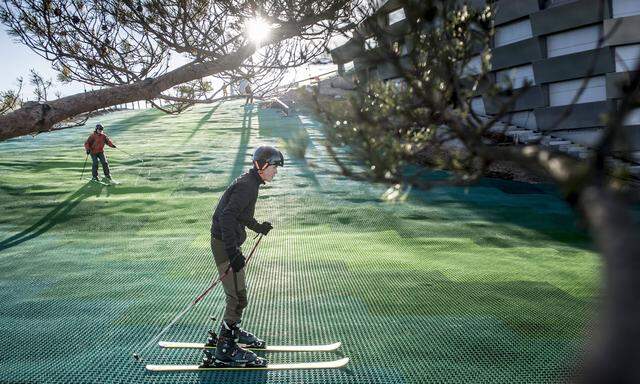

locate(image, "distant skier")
[[206, 145, 284, 368], [84, 123, 116, 182], [244, 82, 254, 105]]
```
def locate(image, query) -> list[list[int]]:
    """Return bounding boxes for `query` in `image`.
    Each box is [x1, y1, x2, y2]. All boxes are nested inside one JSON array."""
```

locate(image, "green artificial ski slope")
[[0, 101, 600, 383]]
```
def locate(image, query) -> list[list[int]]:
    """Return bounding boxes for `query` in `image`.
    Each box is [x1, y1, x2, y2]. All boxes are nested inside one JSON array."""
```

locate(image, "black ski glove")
[[226, 247, 246, 272], [86, 150, 90, 155], [256, 221, 273, 236]]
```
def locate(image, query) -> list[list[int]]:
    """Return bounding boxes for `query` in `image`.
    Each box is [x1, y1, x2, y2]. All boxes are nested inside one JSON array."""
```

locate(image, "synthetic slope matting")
[[0, 101, 600, 383]]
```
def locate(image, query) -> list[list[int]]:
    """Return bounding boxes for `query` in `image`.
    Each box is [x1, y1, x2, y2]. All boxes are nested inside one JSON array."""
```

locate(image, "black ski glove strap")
[[257, 221, 273, 236], [226, 247, 246, 272]]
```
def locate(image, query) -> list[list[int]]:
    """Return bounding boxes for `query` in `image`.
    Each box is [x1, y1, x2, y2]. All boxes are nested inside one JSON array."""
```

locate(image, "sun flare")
[[245, 17, 272, 45]]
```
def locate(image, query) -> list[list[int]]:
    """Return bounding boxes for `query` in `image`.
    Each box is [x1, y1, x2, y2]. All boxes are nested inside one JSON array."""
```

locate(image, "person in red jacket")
[[84, 123, 116, 182]]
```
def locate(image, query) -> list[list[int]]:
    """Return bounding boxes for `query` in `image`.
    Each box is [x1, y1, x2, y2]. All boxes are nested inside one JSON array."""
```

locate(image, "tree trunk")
[[578, 186, 640, 384], [0, 47, 252, 141]]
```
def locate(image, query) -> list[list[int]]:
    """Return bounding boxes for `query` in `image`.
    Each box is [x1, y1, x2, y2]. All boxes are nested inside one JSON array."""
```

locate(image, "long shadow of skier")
[[184, 103, 223, 145], [227, 106, 253, 183], [0, 182, 106, 251], [256, 108, 321, 189], [107, 108, 166, 139]]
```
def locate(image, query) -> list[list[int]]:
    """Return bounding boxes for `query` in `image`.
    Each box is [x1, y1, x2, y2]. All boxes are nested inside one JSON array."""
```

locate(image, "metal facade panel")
[[604, 15, 640, 46], [615, 126, 640, 152], [331, 39, 364, 64], [546, 24, 602, 58], [533, 47, 614, 84], [494, 0, 540, 25], [377, 62, 401, 80], [530, 0, 605, 36], [548, 76, 606, 107], [534, 101, 611, 130], [484, 86, 546, 113], [491, 37, 543, 70]]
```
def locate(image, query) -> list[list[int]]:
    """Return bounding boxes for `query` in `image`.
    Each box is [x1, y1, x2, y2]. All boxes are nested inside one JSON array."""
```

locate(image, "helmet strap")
[[254, 160, 269, 171]]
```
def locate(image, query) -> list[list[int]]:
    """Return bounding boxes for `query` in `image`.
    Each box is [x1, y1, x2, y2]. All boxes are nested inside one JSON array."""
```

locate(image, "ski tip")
[[304, 341, 341, 351], [334, 357, 350, 368]]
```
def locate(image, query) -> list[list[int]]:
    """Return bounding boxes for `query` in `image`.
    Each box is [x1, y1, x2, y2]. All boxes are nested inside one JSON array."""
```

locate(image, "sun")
[[245, 17, 272, 45]]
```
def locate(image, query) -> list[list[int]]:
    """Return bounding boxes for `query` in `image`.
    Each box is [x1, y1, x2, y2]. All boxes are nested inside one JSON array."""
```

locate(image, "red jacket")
[[84, 132, 115, 154]]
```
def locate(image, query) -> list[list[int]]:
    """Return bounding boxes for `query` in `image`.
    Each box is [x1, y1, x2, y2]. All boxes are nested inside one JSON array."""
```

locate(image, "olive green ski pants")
[[211, 237, 248, 323]]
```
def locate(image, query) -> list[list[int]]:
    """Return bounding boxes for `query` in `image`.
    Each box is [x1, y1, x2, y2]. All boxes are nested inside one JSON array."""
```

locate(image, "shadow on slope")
[[0, 182, 107, 251]]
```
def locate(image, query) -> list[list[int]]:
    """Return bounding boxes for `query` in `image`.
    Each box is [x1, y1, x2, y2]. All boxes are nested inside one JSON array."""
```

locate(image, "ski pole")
[[80, 154, 88, 180], [116, 147, 144, 163], [133, 234, 264, 362]]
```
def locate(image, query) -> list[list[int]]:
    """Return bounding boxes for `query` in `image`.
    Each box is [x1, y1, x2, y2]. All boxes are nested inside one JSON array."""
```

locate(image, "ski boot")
[[204, 319, 266, 349], [201, 320, 267, 368], [236, 320, 266, 349]]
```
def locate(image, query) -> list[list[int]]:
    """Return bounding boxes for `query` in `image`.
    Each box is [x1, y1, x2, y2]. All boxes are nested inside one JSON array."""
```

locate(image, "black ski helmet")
[[253, 146, 284, 170], [95, 123, 104, 131]]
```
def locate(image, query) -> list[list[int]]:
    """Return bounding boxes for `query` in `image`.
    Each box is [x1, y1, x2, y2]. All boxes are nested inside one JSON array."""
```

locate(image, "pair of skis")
[[87, 178, 120, 186], [146, 339, 348, 372]]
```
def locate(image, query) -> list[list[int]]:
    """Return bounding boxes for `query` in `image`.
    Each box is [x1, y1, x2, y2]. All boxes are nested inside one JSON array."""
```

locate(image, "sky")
[[0, 28, 86, 100]]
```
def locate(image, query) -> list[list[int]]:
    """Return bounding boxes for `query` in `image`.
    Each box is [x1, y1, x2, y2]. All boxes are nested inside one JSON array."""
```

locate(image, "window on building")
[[365, 36, 378, 50], [344, 61, 355, 72], [546, 24, 601, 58], [392, 41, 400, 54], [470, 96, 486, 115], [388, 8, 406, 25], [495, 64, 535, 90], [500, 111, 538, 130], [613, 0, 640, 18], [548, 76, 606, 107], [402, 42, 410, 55], [462, 55, 483, 77], [386, 77, 407, 90], [624, 109, 640, 125], [494, 18, 533, 48], [543, 0, 580, 8], [615, 44, 640, 72]]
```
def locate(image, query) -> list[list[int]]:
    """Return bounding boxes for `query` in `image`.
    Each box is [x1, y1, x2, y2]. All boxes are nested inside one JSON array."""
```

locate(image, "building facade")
[[330, 0, 640, 166]]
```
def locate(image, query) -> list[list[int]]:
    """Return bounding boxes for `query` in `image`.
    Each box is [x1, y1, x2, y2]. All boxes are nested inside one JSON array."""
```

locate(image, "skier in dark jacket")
[[84, 123, 116, 182], [205, 145, 283, 368]]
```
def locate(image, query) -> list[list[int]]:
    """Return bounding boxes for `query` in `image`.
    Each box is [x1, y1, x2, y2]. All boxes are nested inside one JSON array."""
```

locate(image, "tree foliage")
[[0, 77, 22, 115], [0, 0, 355, 139], [314, 1, 640, 382]]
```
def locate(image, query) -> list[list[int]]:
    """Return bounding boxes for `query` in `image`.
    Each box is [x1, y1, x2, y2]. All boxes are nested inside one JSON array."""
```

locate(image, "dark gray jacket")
[[211, 168, 264, 249]]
